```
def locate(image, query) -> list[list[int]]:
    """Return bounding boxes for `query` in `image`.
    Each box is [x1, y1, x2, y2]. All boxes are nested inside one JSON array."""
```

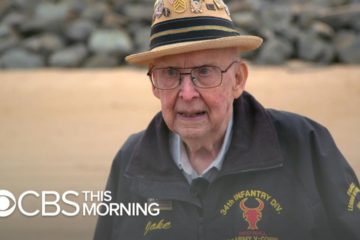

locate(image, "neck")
[[183, 135, 225, 174]]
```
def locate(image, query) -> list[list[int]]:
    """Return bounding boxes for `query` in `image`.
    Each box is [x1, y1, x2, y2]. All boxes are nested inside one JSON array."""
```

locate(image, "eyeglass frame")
[[147, 60, 239, 90]]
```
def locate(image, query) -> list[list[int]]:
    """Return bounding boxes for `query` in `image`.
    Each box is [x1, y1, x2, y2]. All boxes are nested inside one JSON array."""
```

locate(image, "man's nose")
[[178, 74, 200, 100]]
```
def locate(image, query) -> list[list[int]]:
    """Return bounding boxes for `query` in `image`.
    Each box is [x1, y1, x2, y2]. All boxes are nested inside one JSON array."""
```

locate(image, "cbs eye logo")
[[0, 190, 16, 217]]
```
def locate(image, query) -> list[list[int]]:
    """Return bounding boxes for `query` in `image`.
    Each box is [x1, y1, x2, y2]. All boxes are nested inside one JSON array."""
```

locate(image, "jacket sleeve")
[[310, 125, 360, 239]]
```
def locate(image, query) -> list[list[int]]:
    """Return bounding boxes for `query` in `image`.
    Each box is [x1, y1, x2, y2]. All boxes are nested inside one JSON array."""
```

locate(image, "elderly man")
[[94, 0, 360, 239]]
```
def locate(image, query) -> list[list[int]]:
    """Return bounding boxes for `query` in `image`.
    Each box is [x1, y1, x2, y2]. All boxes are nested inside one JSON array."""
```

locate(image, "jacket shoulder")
[[113, 130, 145, 169], [266, 109, 329, 138]]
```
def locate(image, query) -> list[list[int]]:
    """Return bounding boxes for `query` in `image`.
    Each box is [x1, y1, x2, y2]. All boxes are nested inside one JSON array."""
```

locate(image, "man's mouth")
[[178, 111, 206, 118]]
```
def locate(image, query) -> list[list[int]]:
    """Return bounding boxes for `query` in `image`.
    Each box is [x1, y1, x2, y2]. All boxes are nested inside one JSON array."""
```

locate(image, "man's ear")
[[232, 61, 248, 98]]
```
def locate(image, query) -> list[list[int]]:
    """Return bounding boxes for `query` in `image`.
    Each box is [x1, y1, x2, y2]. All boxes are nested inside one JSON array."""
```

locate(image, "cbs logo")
[[0, 190, 16, 217]]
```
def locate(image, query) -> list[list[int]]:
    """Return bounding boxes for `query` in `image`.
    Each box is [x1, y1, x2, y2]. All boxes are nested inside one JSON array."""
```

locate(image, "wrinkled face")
[[151, 48, 248, 142]]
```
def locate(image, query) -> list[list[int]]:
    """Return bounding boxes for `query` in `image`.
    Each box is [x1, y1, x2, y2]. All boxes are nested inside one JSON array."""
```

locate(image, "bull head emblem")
[[239, 198, 264, 230]]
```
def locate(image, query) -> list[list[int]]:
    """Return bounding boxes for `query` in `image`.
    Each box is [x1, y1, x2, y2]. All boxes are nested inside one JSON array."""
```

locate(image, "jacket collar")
[[125, 91, 284, 182]]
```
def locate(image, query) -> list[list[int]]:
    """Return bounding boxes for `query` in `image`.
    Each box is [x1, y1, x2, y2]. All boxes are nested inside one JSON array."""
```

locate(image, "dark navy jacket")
[[94, 92, 360, 240]]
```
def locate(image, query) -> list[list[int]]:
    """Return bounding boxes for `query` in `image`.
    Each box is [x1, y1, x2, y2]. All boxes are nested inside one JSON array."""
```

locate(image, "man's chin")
[[175, 128, 208, 141]]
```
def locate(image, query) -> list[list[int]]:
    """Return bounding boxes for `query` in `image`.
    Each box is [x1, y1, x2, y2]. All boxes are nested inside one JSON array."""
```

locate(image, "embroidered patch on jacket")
[[144, 218, 171, 236], [147, 198, 173, 211], [347, 182, 360, 211], [221, 189, 282, 240]]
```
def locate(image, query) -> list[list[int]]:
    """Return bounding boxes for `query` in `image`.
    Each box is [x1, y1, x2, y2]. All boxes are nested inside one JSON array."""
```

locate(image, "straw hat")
[[125, 0, 263, 65]]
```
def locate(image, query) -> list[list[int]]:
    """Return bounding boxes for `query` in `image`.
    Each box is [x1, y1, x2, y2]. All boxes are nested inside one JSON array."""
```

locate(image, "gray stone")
[[89, 29, 133, 55], [0, 48, 45, 68], [127, 23, 150, 52], [310, 21, 335, 39], [297, 32, 335, 64], [274, 23, 302, 43], [134, 25, 151, 52], [296, 6, 318, 28], [317, 6, 360, 30], [65, 19, 96, 42], [19, 18, 47, 35], [313, 0, 350, 7], [349, 9, 360, 31], [11, 0, 41, 11], [22, 33, 64, 54], [335, 31, 360, 63], [0, 36, 19, 54], [0, 24, 11, 38], [0, 0, 11, 18], [50, 44, 88, 67], [82, 2, 110, 23], [66, 0, 88, 16], [232, 12, 261, 32], [84, 54, 119, 68], [245, 0, 263, 11], [260, 4, 294, 31], [122, 4, 154, 22], [34, 2, 71, 23], [227, 1, 254, 13], [256, 35, 293, 64], [102, 12, 128, 29], [2, 11, 26, 28]]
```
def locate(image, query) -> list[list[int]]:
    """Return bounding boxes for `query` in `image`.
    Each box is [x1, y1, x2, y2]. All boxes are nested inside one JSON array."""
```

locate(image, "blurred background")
[[0, 0, 359, 240], [0, 0, 359, 68]]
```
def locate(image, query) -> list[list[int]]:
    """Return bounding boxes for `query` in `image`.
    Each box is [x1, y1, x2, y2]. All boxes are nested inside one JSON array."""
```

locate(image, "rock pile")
[[0, 0, 359, 68]]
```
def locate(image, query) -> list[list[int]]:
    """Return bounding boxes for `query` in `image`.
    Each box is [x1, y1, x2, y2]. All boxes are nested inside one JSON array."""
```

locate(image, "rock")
[[127, 23, 150, 52], [232, 12, 261, 32], [134, 26, 151, 52], [227, 1, 254, 13], [122, 3, 154, 22], [2, 11, 26, 28], [313, 0, 350, 7], [65, 19, 96, 42], [0, 0, 11, 18], [19, 18, 47, 35], [274, 23, 302, 43], [335, 31, 360, 63], [84, 54, 119, 68], [297, 32, 335, 64], [102, 12, 128, 29], [0, 36, 19, 54], [22, 33, 64, 54], [11, 0, 41, 11], [256, 35, 293, 64], [317, 5, 360, 30], [295, 6, 318, 28], [89, 29, 133, 55], [245, 0, 263, 11], [260, 4, 293, 31], [0, 24, 11, 38], [34, 2, 71, 23], [49, 44, 88, 68], [349, 6, 360, 31], [310, 21, 335, 39], [82, 2, 110, 23], [0, 48, 45, 68]]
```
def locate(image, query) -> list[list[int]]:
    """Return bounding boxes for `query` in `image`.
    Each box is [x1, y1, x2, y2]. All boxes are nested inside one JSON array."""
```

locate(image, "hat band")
[[150, 16, 239, 49]]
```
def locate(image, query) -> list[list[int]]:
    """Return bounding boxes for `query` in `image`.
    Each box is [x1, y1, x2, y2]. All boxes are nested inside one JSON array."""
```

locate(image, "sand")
[[0, 65, 359, 240]]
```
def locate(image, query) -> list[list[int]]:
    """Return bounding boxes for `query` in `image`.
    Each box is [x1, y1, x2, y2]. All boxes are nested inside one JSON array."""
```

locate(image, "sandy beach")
[[0, 65, 359, 240]]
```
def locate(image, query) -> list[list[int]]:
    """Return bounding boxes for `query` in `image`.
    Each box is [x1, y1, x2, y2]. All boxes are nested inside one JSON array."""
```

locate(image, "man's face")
[[151, 48, 248, 142]]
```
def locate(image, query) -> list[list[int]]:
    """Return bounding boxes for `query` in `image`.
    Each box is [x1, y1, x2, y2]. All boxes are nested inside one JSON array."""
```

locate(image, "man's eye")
[[164, 68, 178, 78], [197, 66, 213, 76]]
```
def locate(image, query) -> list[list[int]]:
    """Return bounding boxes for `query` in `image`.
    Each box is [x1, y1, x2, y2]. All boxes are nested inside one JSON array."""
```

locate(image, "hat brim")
[[125, 35, 263, 65]]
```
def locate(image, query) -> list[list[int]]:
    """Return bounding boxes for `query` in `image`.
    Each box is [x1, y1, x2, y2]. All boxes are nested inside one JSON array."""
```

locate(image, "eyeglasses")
[[147, 61, 239, 90]]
